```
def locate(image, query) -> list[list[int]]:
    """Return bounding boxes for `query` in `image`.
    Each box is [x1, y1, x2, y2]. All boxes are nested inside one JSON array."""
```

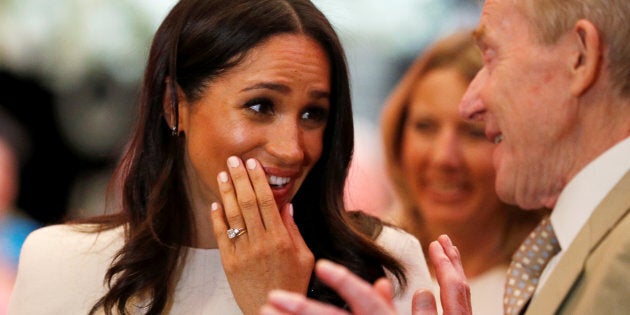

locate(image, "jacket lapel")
[[525, 170, 630, 315]]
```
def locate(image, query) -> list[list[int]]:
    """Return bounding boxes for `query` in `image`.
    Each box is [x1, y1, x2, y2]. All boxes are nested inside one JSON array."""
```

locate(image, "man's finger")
[[412, 289, 438, 315], [314, 259, 395, 315], [429, 235, 472, 315]]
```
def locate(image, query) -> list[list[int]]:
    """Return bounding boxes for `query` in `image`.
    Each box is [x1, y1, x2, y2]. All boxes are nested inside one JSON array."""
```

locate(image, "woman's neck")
[[417, 216, 509, 279], [193, 208, 218, 249], [187, 180, 219, 249]]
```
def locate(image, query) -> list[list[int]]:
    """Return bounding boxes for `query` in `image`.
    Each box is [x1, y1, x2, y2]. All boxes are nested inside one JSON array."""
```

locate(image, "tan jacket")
[[526, 171, 630, 315]]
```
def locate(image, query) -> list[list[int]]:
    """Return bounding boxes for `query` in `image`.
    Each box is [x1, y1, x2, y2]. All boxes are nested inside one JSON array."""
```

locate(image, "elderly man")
[[260, 0, 630, 314]]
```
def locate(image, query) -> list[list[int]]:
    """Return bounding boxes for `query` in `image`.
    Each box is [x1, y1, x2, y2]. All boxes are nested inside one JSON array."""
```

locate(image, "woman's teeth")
[[268, 175, 290, 188]]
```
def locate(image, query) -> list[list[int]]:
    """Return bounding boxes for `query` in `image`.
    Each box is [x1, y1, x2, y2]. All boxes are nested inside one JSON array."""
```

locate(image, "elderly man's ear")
[[569, 19, 602, 96]]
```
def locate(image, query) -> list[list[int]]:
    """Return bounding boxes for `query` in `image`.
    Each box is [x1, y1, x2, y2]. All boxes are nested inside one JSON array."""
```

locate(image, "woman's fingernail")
[[218, 171, 228, 183], [211, 202, 219, 211], [289, 203, 294, 217], [228, 156, 239, 168], [246, 158, 256, 170]]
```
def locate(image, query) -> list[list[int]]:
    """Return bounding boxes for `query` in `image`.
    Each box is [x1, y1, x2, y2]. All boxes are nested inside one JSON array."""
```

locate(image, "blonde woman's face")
[[401, 68, 502, 226]]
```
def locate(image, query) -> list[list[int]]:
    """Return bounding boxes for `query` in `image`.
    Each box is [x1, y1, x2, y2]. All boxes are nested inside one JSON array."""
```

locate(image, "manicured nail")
[[289, 203, 294, 217], [218, 171, 228, 183], [227, 156, 239, 168], [246, 158, 256, 170], [211, 202, 219, 211]]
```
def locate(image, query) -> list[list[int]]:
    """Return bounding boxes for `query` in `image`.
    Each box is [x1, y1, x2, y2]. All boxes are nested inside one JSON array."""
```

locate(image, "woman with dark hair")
[[8, 1, 430, 314]]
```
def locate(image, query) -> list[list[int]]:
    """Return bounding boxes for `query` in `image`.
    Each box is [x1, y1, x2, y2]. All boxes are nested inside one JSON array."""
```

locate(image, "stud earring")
[[171, 125, 177, 136]]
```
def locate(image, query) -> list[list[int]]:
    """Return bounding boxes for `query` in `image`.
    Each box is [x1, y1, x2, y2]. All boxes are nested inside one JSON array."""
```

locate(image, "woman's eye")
[[245, 98, 274, 115], [300, 106, 329, 127], [412, 119, 436, 134]]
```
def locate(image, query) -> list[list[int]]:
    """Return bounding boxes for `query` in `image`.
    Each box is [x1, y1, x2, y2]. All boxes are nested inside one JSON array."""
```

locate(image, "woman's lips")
[[423, 181, 470, 203], [267, 175, 291, 188], [269, 179, 293, 208], [263, 167, 299, 207]]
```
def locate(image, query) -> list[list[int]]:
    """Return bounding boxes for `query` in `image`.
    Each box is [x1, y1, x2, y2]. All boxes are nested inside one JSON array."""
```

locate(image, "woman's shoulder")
[[22, 223, 125, 258], [378, 224, 433, 314], [376, 225, 422, 253], [10, 224, 125, 313], [345, 210, 421, 250], [26, 222, 123, 242]]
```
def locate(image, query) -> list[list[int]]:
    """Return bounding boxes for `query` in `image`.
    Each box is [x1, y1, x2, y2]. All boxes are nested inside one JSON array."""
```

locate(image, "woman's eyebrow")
[[242, 82, 330, 100], [241, 82, 290, 93]]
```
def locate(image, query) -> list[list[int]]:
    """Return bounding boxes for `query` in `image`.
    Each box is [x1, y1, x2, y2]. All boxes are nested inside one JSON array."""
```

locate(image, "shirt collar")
[[551, 136, 630, 251]]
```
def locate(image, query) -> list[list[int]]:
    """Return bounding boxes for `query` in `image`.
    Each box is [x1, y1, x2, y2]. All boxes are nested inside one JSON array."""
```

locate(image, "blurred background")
[[0, 0, 481, 226]]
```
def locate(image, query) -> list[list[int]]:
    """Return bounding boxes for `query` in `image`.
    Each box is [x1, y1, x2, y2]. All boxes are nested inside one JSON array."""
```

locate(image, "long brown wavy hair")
[[78, 0, 406, 314]]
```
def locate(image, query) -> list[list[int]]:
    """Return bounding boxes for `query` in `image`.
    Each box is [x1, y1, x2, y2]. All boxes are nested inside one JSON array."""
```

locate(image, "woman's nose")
[[266, 120, 305, 165], [432, 129, 463, 168]]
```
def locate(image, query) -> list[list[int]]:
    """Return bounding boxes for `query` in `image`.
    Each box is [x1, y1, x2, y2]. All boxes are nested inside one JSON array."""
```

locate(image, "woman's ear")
[[569, 19, 602, 96], [162, 79, 186, 135]]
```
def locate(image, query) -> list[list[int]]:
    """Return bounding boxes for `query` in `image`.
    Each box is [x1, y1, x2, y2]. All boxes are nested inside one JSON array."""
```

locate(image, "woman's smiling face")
[[401, 67, 502, 225], [178, 33, 331, 210]]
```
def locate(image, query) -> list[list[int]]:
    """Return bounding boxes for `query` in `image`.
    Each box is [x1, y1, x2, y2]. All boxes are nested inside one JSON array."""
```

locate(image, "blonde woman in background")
[[381, 30, 547, 315]]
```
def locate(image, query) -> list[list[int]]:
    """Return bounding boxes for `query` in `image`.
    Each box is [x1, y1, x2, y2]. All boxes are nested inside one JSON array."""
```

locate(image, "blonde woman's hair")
[[381, 30, 482, 214]]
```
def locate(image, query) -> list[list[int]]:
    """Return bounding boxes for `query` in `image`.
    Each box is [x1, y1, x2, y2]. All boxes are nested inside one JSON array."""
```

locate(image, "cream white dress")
[[432, 264, 508, 315], [8, 224, 430, 314]]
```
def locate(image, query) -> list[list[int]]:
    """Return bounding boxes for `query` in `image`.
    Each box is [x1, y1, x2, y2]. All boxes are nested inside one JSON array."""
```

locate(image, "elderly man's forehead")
[[474, 0, 525, 38]]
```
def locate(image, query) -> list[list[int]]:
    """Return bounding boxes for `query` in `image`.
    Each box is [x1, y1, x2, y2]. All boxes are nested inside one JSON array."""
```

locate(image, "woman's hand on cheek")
[[209, 156, 314, 315]]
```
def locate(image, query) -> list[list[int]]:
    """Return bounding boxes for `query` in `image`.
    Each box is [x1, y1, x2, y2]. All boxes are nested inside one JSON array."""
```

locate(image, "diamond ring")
[[227, 227, 247, 239]]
